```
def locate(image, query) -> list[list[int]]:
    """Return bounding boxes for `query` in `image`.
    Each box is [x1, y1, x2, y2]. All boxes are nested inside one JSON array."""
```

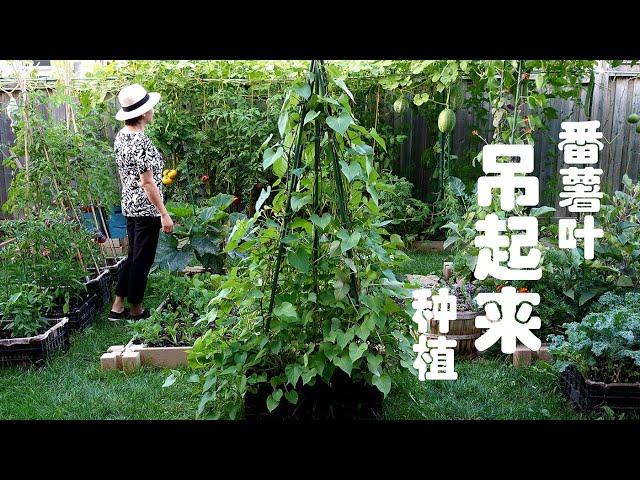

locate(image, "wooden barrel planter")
[[426, 309, 484, 357]]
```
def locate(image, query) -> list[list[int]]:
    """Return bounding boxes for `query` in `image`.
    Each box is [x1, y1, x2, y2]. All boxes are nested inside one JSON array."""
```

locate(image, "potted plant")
[[0, 214, 102, 331], [549, 291, 640, 413], [0, 283, 69, 367]]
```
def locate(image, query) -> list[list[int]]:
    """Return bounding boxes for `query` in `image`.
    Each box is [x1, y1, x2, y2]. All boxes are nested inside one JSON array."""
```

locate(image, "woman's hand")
[[161, 213, 174, 234]]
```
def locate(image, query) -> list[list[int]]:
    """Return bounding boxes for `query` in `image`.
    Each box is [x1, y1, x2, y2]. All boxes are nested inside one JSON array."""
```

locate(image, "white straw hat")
[[115, 84, 161, 121]]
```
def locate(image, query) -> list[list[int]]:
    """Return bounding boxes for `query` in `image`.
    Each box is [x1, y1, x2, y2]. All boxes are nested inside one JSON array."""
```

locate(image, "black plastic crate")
[[0, 317, 69, 367], [85, 269, 111, 307], [45, 293, 100, 332], [106, 257, 126, 287], [561, 364, 640, 413]]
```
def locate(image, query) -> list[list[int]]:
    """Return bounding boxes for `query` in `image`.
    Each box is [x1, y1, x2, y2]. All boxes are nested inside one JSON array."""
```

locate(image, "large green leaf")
[[371, 372, 391, 397], [263, 147, 284, 170], [287, 247, 310, 274], [337, 229, 361, 253], [154, 233, 194, 271], [191, 234, 220, 256], [310, 213, 332, 230], [334, 78, 355, 103], [273, 302, 298, 323], [208, 194, 235, 210], [326, 111, 352, 136], [339, 160, 363, 183], [166, 201, 194, 218]]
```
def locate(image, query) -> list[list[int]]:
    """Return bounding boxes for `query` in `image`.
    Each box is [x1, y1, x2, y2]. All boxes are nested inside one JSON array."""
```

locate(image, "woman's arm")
[[140, 170, 174, 233]]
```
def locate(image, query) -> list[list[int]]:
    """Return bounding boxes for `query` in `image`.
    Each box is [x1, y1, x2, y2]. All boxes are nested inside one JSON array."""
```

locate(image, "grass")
[[0, 254, 593, 420], [395, 249, 450, 277], [386, 358, 581, 420], [0, 289, 197, 420]]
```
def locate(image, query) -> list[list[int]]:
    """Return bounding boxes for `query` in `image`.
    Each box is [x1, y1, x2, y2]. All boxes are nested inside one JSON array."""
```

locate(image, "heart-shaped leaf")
[[273, 302, 298, 323], [348, 342, 368, 362], [266, 389, 283, 412], [340, 160, 363, 183], [291, 194, 311, 213], [263, 147, 283, 170], [284, 390, 299, 405], [337, 230, 361, 253], [326, 111, 353, 136], [310, 213, 332, 230], [371, 372, 391, 397], [287, 247, 310, 274], [303, 110, 320, 125], [334, 353, 353, 376]]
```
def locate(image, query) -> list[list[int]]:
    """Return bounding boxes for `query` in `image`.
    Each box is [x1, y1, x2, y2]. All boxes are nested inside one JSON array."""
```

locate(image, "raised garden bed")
[[409, 239, 447, 252], [45, 293, 100, 332], [244, 369, 383, 420], [100, 299, 198, 372], [0, 317, 69, 367], [560, 364, 640, 413], [85, 268, 111, 307]]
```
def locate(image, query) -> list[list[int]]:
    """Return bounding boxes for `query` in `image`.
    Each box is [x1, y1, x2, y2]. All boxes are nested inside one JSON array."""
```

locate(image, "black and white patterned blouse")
[[114, 130, 164, 217]]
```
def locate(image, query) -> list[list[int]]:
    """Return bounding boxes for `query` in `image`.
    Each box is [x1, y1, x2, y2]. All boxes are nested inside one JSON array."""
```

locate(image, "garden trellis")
[[265, 60, 360, 329]]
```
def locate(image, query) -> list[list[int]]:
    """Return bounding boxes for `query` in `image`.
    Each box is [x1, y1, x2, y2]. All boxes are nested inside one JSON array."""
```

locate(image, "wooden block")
[[512, 343, 553, 366], [139, 347, 191, 368], [537, 345, 553, 363], [122, 351, 141, 372], [101, 352, 119, 371], [512, 346, 532, 366]]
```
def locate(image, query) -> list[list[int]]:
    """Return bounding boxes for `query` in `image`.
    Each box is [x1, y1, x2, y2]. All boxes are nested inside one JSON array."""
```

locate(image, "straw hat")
[[115, 84, 161, 121]]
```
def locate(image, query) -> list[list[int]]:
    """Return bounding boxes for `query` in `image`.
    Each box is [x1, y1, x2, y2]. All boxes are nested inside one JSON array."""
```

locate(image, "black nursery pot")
[[0, 317, 69, 367], [561, 364, 640, 413], [45, 293, 100, 332], [244, 369, 384, 421], [85, 269, 112, 307]]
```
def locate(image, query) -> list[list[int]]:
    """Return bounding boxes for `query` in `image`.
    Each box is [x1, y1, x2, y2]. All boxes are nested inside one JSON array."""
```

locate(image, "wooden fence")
[[1, 62, 639, 217], [391, 62, 640, 218]]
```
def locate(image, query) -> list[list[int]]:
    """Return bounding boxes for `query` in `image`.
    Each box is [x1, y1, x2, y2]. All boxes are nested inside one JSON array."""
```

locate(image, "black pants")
[[115, 216, 161, 305]]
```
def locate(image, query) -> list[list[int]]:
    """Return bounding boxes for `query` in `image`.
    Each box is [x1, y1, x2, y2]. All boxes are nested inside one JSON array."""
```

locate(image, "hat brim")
[[115, 92, 161, 121]]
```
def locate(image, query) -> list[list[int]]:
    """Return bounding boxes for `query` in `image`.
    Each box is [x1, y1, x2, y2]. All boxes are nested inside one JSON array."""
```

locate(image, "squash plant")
[[170, 61, 416, 419], [154, 193, 240, 273]]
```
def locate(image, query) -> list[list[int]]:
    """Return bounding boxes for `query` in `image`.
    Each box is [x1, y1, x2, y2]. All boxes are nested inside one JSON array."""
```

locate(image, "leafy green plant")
[[549, 291, 640, 383], [0, 283, 53, 338], [130, 274, 220, 347], [154, 194, 238, 273], [3, 87, 119, 216], [0, 211, 95, 313], [377, 171, 432, 242], [171, 62, 415, 419]]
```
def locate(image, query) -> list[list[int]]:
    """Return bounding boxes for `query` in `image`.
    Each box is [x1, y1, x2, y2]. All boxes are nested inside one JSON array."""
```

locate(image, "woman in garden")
[[108, 84, 174, 321]]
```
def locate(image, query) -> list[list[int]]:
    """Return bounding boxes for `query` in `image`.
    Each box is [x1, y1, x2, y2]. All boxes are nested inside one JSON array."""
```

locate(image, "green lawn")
[[0, 251, 591, 420]]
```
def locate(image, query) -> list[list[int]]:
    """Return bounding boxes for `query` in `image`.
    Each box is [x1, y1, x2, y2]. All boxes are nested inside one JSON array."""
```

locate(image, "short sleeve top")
[[114, 130, 164, 217]]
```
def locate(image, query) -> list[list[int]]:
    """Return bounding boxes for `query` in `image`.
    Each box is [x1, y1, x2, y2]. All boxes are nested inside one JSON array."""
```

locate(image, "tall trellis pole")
[[265, 60, 360, 330]]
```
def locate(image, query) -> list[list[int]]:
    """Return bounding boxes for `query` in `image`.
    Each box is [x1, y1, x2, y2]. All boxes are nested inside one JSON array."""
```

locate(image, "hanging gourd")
[[438, 108, 456, 133], [393, 96, 407, 114], [628, 113, 640, 124]]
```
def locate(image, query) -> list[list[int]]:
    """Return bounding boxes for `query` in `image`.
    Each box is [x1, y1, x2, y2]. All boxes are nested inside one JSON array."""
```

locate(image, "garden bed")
[[561, 364, 640, 413], [244, 369, 383, 420], [45, 293, 100, 332], [100, 298, 199, 372], [0, 317, 69, 367]]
